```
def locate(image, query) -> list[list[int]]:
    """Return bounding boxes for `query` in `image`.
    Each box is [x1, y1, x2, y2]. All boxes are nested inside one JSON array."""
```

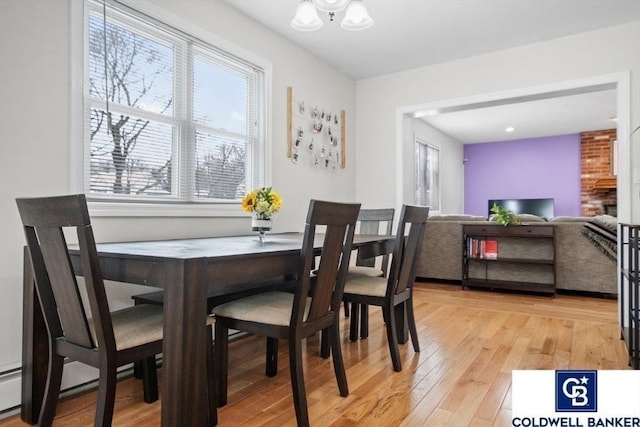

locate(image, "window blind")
[[85, 0, 266, 203], [415, 140, 440, 210]]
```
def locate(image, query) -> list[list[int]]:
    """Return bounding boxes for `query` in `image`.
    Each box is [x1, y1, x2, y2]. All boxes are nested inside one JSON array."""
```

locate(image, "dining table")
[[21, 231, 397, 426]]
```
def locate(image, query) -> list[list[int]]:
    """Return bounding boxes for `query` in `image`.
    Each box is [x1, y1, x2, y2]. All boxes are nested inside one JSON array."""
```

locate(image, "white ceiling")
[[223, 0, 640, 143], [416, 88, 618, 143]]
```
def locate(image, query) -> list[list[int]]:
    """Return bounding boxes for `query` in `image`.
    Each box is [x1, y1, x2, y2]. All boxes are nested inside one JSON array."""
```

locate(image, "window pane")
[[90, 107, 174, 197], [88, 14, 174, 116], [415, 141, 440, 210], [84, 0, 265, 207], [195, 130, 246, 200], [193, 56, 248, 134]]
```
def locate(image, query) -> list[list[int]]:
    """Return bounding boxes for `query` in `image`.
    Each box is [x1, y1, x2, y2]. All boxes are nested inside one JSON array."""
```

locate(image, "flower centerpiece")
[[241, 187, 282, 241]]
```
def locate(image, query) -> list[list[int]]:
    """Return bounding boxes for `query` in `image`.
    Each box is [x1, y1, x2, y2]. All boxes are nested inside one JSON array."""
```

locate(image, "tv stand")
[[462, 224, 556, 295]]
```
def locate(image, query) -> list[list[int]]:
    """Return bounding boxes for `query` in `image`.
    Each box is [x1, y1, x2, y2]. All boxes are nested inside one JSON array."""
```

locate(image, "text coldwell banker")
[[512, 417, 640, 427]]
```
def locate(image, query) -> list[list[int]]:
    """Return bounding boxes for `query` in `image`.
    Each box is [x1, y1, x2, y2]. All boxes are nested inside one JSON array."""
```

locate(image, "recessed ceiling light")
[[414, 109, 439, 118], [505, 126, 515, 133]]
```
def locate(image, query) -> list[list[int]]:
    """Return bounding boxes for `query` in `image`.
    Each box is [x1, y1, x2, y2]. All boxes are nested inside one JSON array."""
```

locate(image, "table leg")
[[21, 248, 48, 424], [161, 259, 211, 427]]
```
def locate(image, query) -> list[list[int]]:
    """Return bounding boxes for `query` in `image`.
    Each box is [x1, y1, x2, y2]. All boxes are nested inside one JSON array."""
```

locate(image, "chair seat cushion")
[[347, 265, 384, 278], [212, 291, 310, 326], [343, 275, 387, 298], [89, 304, 164, 351]]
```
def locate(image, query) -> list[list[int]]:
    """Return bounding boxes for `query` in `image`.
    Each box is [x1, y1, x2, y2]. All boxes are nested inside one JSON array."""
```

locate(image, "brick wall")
[[581, 129, 617, 216]]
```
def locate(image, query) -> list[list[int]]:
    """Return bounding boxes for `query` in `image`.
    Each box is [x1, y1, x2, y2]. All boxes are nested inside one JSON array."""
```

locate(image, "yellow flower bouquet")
[[241, 187, 283, 220]]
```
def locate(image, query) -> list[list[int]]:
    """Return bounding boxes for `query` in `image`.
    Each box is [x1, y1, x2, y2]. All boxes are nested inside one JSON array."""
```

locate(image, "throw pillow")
[[582, 215, 617, 261]]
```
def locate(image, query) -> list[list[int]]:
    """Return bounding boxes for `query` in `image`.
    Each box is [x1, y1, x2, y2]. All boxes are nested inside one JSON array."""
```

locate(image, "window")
[[415, 139, 440, 211], [84, 0, 266, 205]]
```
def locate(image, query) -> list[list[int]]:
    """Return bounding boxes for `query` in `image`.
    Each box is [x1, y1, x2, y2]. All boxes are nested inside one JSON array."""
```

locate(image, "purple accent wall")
[[463, 134, 581, 217]]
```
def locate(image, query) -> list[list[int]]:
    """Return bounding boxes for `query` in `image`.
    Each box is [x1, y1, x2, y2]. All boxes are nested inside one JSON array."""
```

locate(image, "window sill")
[[87, 201, 244, 218]]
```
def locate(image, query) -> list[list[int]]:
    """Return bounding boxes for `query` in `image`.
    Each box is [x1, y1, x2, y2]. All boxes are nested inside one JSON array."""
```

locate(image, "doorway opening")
[[395, 72, 631, 222]]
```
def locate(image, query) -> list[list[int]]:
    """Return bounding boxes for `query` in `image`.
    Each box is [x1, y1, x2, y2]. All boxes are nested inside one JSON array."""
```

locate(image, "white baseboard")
[[0, 371, 21, 416], [0, 362, 133, 419]]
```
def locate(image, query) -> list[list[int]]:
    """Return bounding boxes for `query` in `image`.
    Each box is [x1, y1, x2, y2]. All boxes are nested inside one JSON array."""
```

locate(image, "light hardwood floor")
[[0, 283, 628, 426]]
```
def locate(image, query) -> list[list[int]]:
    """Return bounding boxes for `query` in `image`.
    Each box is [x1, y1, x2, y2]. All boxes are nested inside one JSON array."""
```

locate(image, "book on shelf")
[[467, 238, 498, 259], [484, 240, 498, 259]]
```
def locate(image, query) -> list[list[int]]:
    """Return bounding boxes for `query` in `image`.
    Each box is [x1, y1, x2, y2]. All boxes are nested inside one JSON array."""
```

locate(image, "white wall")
[[355, 21, 640, 220], [408, 118, 464, 213], [0, 0, 356, 411]]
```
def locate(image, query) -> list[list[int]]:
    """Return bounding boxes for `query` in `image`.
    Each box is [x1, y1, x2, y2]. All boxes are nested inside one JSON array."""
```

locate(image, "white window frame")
[[414, 138, 441, 211], [70, 0, 272, 217]]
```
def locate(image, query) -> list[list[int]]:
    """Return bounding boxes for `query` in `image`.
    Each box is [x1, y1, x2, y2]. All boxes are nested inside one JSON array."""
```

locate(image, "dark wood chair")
[[212, 200, 360, 427], [344, 208, 395, 340], [342, 204, 429, 372], [349, 208, 395, 279], [16, 194, 216, 426]]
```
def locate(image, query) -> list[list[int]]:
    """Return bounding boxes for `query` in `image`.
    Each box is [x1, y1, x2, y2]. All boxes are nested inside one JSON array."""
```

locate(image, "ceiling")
[[223, 0, 640, 143], [416, 87, 618, 143]]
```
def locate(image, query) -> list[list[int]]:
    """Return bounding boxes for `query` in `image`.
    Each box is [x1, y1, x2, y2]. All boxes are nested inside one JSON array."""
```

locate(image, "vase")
[[251, 218, 272, 243]]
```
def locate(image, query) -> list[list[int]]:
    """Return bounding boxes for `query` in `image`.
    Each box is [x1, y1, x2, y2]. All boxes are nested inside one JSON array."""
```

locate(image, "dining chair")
[[348, 208, 395, 279], [343, 208, 395, 342], [342, 204, 429, 372], [16, 194, 216, 426], [212, 199, 360, 427]]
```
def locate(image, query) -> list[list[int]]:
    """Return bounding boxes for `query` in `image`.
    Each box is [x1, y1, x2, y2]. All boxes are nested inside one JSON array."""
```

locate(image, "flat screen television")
[[488, 198, 554, 220]]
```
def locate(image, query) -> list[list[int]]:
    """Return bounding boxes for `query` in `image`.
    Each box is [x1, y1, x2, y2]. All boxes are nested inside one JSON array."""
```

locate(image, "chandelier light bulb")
[[291, 0, 323, 31], [291, 0, 373, 32], [313, 0, 350, 13], [341, 0, 373, 31], [298, 2, 318, 24]]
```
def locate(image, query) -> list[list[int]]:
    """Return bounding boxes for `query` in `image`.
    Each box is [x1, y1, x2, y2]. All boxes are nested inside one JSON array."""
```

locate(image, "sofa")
[[415, 214, 617, 295]]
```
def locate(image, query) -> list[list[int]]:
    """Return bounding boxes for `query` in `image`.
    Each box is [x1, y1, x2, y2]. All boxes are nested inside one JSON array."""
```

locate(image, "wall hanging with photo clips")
[[286, 86, 346, 169]]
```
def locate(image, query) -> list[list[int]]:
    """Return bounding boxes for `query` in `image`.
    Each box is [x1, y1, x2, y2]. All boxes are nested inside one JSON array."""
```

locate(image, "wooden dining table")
[[21, 232, 396, 426]]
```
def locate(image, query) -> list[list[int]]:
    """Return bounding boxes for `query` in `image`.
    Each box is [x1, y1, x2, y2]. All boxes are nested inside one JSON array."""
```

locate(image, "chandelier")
[[291, 0, 374, 31]]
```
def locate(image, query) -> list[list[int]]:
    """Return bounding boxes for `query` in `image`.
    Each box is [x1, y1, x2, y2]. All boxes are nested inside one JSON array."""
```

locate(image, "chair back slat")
[[358, 222, 379, 235], [17, 194, 91, 227], [37, 227, 94, 347], [22, 226, 65, 340], [16, 194, 115, 351], [386, 205, 429, 297], [294, 200, 359, 325], [355, 208, 395, 271], [308, 225, 347, 320]]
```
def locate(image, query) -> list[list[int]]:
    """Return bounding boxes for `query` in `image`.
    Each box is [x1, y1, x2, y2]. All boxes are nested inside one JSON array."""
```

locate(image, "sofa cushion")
[[489, 213, 547, 223], [429, 214, 486, 221], [549, 216, 590, 222], [516, 214, 547, 223], [581, 215, 617, 261]]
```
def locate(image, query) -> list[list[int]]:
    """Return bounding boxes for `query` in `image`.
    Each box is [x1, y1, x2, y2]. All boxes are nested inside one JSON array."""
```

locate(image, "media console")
[[462, 224, 556, 295]]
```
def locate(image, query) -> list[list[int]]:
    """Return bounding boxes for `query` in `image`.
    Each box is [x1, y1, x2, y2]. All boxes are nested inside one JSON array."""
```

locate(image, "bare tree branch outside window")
[[85, 2, 262, 202], [88, 16, 173, 195]]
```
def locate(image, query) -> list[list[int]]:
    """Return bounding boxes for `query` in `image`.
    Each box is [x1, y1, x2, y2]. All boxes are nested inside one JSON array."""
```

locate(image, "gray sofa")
[[415, 214, 617, 295]]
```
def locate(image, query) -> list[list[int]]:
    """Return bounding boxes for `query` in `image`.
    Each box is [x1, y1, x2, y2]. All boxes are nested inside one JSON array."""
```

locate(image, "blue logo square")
[[555, 370, 597, 412]]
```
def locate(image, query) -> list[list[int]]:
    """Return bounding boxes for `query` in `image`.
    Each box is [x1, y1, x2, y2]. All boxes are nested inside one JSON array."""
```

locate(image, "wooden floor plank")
[[0, 283, 628, 427]]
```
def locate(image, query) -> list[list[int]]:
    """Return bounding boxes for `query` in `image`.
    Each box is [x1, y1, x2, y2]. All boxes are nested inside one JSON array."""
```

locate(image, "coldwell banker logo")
[[555, 370, 597, 412], [512, 370, 640, 427]]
